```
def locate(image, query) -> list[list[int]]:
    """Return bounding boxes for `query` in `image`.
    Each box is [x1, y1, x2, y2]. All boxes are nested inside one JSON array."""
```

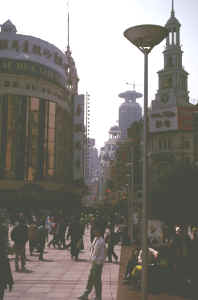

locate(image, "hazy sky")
[[1, 0, 198, 149]]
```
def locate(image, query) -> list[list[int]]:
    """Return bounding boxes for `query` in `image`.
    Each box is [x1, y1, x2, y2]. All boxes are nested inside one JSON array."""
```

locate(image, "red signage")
[[177, 106, 198, 131]]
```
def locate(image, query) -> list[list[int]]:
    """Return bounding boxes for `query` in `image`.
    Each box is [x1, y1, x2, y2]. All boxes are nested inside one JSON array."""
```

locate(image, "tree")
[[149, 162, 198, 225]]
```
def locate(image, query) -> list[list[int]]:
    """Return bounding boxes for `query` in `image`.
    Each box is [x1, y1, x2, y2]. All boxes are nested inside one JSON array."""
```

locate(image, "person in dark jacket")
[[67, 217, 82, 260], [105, 229, 118, 263], [0, 223, 14, 300], [56, 217, 67, 249], [37, 220, 46, 261], [11, 218, 28, 271]]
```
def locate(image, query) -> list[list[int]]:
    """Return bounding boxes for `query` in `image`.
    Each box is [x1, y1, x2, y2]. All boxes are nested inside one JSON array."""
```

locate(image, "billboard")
[[149, 105, 198, 133]]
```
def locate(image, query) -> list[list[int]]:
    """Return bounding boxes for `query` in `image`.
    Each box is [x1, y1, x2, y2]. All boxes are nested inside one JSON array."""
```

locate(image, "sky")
[[1, 0, 198, 150]]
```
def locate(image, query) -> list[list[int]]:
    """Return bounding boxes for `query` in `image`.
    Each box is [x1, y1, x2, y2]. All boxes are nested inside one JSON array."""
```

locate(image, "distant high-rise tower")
[[118, 87, 142, 138]]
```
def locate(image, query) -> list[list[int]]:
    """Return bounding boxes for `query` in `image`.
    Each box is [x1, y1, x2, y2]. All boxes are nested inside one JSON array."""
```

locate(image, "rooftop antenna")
[[66, 0, 71, 53]]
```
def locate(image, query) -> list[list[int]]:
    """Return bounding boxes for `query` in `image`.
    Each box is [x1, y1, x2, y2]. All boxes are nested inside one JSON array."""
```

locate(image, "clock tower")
[[152, 0, 189, 109], [148, 1, 198, 185]]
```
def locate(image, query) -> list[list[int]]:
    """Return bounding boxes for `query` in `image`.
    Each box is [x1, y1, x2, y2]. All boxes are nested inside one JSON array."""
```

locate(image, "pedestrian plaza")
[[4, 228, 120, 300]]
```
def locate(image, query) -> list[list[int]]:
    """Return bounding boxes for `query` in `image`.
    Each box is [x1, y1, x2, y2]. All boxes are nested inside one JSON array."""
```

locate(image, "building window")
[[23, 40, 29, 53], [159, 139, 162, 150], [4, 81, 10, 87], [184, 141, 190, 149], [164, 120, 170, 128], [12, 40, 19, 51], [167, 137, 172, 149], [43, 48, 52, 59], [156, 120, 162, 128], [0, 40, 8, 49], [5, 96, 16, 175], [32, 44, 41, 55], [28, 98, 40, 181], [47, 102, 56, 176], [13, 81, 19, 88]]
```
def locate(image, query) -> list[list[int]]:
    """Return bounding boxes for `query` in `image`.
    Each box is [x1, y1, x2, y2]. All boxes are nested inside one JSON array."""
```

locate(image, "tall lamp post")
[[124, 24, 168, 300]]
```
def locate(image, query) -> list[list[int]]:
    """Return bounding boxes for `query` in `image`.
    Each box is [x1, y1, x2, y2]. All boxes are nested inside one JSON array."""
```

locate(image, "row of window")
[[0, 79, 64, 100], [156, 119, 171, 128], [150, 137, 191, 152], [0, 39, 65, 69]]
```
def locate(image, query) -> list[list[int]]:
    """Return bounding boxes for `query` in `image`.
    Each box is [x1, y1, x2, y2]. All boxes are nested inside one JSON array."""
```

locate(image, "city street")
[[4, 227, 188, 300]]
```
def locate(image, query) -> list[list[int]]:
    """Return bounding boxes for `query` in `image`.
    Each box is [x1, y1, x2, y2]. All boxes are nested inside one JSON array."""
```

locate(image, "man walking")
[[78, 227, 106, 300], [11, 217, 28, 272], [28, 221, 38, 256], [37, 220, 46, 261], [68, 217, 82, 260]]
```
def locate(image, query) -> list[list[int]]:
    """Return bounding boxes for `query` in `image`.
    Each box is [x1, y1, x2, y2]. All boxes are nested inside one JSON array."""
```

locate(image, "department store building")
[[0, 20, 83, 211]]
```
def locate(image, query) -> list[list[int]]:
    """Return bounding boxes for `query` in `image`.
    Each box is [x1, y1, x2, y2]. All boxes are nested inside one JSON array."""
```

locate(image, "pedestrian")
[[11, 217, 28, 272], [188, 227, 198, 300], [47, 217, 57, 248], [90, 216, 96, 243], [56, 216, 67, 249], [0, 219, 14, 300], [122, 242, 140, 283], [68, 217, 82, 260], [78, 227, 107, 300], [170, 226, 191, 296], [104, 228, 118, 263], [28, 221, 38, 256], [37, 220, 46, 261]]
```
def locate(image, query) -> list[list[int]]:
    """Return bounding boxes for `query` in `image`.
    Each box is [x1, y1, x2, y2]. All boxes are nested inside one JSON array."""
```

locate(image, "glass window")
[[49, 102, 56, 114], [48, 168, 54, 176], [49, 114, 55, 128], [159, 139, 162, 150], [184, 141, 190, 149], [48, 128, 55, 142], [48, 155, 54, 169], [31, 98, 39, 111], [5, 96, 16, 174], [4, 81, 10, 87]]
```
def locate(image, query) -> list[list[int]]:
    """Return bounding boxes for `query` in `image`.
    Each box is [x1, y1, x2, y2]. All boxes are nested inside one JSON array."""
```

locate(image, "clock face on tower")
[[161, 94, 169, 104]]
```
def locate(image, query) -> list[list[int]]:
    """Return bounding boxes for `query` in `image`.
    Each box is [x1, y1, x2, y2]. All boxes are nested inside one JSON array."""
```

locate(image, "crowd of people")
[[4, 209, 198, 299], [122, 225, 198, 299], [0, 210, 124, 300]]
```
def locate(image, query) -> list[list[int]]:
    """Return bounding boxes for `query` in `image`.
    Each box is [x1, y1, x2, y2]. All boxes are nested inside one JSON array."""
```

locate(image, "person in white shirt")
[[78, 227, 106, 300], [138, 247, 158, 265]]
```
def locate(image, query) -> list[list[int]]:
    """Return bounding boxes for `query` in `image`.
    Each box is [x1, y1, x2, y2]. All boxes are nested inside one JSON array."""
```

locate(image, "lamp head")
[[124, 24, 168, 54]]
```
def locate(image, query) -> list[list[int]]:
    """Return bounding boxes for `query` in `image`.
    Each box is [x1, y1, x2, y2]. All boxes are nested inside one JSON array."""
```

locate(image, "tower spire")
[[171, 0, 175, 17], [66, 1, 71, 53]]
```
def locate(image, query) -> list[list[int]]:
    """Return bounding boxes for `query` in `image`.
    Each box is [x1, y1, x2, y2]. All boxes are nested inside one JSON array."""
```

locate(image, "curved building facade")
[[0, 20, 80, 208]]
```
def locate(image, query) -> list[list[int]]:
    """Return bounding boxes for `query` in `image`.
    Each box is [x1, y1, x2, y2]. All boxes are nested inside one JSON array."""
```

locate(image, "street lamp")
[[124, 24, 168, 300]]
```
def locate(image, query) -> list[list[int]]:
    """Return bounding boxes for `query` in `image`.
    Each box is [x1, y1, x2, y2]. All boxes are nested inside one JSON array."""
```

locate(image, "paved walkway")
[[4, 229, 188, 300], [4, 228, 120, 300]]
